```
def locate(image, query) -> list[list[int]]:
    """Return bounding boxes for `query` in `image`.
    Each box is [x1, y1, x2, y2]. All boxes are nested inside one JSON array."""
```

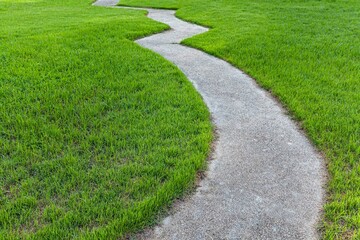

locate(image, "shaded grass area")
[[120, 0, 360, 238], [0, 0, 212, 238]]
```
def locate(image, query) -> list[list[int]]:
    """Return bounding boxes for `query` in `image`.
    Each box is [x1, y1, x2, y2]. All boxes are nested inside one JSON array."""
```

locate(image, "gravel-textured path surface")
[[94, 1, 325, 239]]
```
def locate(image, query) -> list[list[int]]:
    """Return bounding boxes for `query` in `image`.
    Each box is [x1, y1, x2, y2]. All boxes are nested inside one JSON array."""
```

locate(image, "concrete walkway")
[[94, 1, 325, 239]]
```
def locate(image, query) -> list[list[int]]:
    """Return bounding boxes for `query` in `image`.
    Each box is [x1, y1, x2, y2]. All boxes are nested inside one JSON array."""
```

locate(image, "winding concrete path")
[[94, 1, 325, 239]]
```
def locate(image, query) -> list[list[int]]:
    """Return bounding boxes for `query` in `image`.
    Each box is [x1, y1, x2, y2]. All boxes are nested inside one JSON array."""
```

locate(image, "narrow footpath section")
[[94, 1, 325, 239]]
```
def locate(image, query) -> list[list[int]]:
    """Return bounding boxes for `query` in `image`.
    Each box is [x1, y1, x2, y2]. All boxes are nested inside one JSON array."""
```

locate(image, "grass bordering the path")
[[118, 0, 178, 9], [120, 0, 360, 239], [0, 0, 212, 238]]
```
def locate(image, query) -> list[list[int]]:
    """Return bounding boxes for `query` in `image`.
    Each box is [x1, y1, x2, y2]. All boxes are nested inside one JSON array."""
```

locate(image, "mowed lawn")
[[0, 0, 212, 238], [121, 0, 360, 239]]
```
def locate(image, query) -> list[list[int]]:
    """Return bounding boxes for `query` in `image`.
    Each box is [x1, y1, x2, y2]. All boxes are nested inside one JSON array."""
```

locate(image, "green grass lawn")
[[120, 0, 360, 239], [0, 0, 212, 238]]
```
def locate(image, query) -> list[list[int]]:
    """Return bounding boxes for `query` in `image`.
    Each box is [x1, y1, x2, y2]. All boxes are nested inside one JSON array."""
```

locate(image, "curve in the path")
[[94, 0, 325, 239]]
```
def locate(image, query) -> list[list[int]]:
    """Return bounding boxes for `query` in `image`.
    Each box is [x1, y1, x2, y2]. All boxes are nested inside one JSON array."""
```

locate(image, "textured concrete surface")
[[94, 1, 325, 239], [92, 0, 118, 6]]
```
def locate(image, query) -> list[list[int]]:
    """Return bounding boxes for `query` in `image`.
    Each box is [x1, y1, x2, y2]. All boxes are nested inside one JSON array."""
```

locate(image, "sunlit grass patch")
[[0, 0, 212, 238]]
